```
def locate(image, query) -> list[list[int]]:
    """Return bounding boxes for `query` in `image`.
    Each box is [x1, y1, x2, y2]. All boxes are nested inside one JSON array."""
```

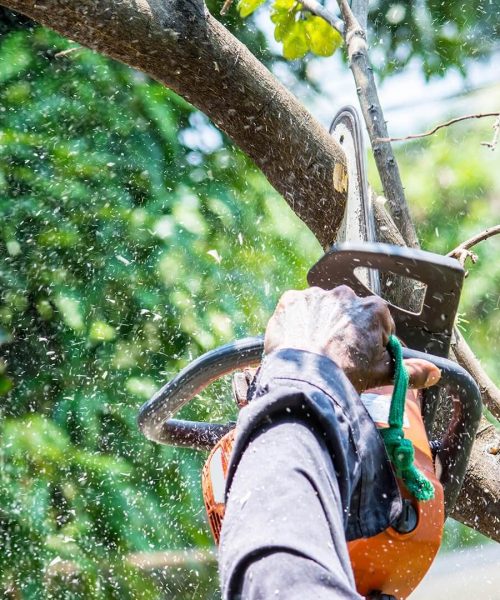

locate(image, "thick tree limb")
[[451, 420, 500, 542], [3, 0, 348, 249]]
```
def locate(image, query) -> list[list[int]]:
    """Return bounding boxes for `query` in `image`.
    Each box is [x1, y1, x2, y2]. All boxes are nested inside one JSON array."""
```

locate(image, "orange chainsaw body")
[[201, 387, 444, 600]]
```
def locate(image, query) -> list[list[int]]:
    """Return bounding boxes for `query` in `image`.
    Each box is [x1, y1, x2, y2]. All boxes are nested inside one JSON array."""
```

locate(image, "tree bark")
[[2, 0, 499, 542], [451, 420, 500, 542], [2, 0, 348, 249]]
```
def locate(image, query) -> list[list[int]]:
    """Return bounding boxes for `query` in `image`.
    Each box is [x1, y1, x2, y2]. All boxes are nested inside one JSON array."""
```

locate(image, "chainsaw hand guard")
[[137, 335, 481, 514]]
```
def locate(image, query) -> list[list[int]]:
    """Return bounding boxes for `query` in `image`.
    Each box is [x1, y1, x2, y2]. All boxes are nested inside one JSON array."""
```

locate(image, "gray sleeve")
[[218, 418, 363, 600]]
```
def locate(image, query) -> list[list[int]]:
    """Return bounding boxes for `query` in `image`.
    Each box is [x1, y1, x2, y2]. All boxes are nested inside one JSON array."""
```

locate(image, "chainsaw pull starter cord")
[[379, 335, 435, 502]]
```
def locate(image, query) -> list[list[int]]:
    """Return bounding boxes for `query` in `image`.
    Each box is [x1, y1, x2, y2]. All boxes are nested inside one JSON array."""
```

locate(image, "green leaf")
[[0, 375, 13, 395], [0, 326, 11, 345], [304, 15, 343, 57], [0, 32, 32, 84], [282, 20, 309, 60], [272, 9, 295, 42], [89, 320, 116, 342], [273, 0, 297, 9], [54, 295, 84, 331], [237, 0, 266, 18], [126, 377, 158, 398], [3, 415, 71, 466]]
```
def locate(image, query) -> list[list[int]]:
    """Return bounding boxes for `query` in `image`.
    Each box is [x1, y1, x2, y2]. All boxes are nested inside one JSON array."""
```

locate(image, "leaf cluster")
[[238, 0, 342, 59], [370, 0, 499, 78]]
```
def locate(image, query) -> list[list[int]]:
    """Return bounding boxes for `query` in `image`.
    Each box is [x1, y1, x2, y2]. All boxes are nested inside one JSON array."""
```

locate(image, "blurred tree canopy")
[[0, 17, 319, 599], [0, 6, 498, 600], [368, 0, 499, 77]]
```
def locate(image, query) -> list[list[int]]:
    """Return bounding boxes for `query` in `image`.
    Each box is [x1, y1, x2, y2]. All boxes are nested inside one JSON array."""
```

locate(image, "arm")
[[219, 286, 439, 599]]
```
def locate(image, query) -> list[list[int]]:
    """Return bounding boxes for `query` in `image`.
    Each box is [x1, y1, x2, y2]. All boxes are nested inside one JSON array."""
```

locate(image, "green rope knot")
[[380, 335, 435, 502], [385, 432, 414, 471]]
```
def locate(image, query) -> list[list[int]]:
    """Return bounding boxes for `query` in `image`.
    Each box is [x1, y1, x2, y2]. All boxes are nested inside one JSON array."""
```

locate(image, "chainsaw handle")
[[137, 337, 481, 513], [400, 347, 482, 513], [137, 337, 263, 449]]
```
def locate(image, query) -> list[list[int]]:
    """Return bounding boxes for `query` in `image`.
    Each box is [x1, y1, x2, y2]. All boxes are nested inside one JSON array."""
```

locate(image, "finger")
[[275, 289, 301, 311], [361, 354, 441, 392], [329, 284, 357, 300], [404, 358, 441, 389], [362, 296, 395, 344], [363, 349, 393, 391], [381, 306, 396, 345]]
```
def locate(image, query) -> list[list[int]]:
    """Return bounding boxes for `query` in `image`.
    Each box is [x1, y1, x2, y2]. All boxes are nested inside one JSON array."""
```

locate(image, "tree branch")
[[482, 115, 500, 150], [2, 0, 348, 249], [448, 225, 500, 266], [300, 0, 344, 35], [451, 420, 500, 541], [376, 112, 500, 144], [335, 0, 419, 249], [350, 0, 369, 31], [220, 0, 235, 16], [452, 329, 500, 421]]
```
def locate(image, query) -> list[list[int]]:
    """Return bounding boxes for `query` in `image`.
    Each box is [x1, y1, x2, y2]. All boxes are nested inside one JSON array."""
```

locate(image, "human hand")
[[264, 286, 441, 393]]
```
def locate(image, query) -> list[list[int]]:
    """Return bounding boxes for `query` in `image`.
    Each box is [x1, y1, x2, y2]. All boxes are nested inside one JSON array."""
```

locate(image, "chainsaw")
[[138, 107, 482, 600]]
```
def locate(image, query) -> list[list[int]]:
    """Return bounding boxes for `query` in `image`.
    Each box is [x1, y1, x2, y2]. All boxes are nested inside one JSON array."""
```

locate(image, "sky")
[[306, 52, 499, 135], [254, 11, 499, 137]]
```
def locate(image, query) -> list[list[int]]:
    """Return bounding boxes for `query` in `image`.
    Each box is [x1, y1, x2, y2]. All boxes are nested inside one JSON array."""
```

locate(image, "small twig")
[[300, 0, 344, 34], [376, 112, 500, 143], [220, 0, 234, 15], [481, 116, 500, 150], [54, 46, 83, 58], [448, 225, 500, 268]]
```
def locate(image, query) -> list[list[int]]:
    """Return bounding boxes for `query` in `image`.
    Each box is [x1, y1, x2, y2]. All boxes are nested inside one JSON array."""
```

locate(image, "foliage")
[[238, 0, 343, 59], [234, 0, 499, 77], [0, 25, 318, 598], [370, 0, 499, 78]]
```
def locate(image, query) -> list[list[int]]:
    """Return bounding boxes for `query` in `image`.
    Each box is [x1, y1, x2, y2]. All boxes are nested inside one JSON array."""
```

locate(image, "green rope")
[[379, 335, 435, 502]]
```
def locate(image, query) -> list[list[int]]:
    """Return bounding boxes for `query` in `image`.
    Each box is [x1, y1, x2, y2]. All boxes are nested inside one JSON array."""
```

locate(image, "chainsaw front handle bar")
[[138, 337, 263, 449], [137, 337, 481, 514]]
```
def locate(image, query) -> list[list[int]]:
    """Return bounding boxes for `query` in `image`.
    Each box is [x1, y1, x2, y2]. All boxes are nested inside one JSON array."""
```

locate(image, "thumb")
[[404, 358, 441, 389]]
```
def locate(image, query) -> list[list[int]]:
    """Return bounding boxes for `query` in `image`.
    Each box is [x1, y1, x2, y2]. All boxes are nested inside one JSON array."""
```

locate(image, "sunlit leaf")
[[237, 0, 266, 18], [282, 21, 309, 60], [89, 320, 116, 342], [304, 15, 343, 57]]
